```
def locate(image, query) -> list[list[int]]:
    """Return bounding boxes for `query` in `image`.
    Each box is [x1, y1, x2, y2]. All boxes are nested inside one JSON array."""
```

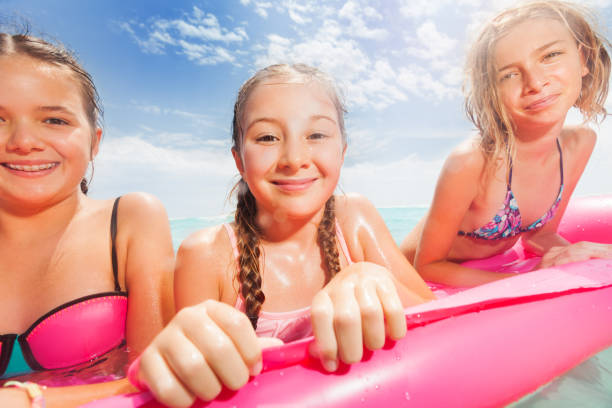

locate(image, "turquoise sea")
[[170, 206, 612, 407]]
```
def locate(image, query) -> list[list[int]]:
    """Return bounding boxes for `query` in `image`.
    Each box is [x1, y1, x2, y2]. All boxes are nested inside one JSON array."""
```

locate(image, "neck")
[[0, 193, 85, 243], [514, 122, 563, 164], [256, 206, 326, 245]]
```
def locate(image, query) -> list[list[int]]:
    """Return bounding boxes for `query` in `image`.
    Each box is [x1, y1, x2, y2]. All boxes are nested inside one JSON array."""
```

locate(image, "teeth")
[[5, 163, 57, 171]]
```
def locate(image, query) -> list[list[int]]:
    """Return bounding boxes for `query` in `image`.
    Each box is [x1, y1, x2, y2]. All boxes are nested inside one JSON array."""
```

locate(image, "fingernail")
[[250, 360, 262, 376], [323, 359, 338, 372]]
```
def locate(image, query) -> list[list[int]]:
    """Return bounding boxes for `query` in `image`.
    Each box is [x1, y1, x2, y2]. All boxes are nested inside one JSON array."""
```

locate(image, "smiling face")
[[0, 55, 100, 208], [494, 17, 589, 134], [233, 79, 345, 221]]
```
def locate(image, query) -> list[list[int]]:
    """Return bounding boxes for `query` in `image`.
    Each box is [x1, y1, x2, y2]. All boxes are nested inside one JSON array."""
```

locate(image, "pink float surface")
[[82, 195, 612, 408]]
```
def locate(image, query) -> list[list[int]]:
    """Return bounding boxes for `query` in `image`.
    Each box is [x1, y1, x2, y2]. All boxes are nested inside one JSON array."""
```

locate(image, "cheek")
[[242, 147, 277, 178], [315, 145, 344, 178]]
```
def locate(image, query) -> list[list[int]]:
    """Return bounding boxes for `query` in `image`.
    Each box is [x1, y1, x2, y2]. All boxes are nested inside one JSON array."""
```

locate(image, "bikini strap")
[[556, 138, 564, 185], [335, 220, 354, 265], [507, 156, 513, 187], [110, 197, 122, 292]]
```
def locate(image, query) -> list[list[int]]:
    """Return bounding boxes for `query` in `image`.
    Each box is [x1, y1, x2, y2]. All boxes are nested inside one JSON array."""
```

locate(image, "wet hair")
[[231, 64, 346, 329], [0, 31, 103, 194], [464, 0, 610, 174]]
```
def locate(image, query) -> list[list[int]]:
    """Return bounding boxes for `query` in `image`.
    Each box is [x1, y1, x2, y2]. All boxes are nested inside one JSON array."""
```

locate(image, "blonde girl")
[[134, 64, 434, 408], [401, 0, 611, 287]]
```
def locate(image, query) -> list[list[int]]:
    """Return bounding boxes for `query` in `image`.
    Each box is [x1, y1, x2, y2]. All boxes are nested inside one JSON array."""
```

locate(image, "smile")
[[272, 178, 317, 192], [525, 94, 560, 111], [2, 162, 59, 172]]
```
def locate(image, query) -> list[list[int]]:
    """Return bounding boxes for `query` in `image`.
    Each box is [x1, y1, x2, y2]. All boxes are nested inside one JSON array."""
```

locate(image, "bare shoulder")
[[442, 137, 485, 179], [174, 223, 235, 303], [115, 192, 169, 226], [177, 224, 231, 266], [560, 125, 597, 154], [334, 193, 381, 228]]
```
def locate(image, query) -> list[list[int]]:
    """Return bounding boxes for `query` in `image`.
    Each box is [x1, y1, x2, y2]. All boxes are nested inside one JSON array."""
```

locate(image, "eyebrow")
[[36, 105, 76, 116], [497, 40, 565, 72], [246, 114, 337, 131]]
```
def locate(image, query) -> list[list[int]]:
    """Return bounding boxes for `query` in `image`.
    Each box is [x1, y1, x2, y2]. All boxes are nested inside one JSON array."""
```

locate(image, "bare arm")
[[414, 146, 516, 286], [336, 194, 434, 303], [120, 193, 175, 356], [524, 128, 612, 266]]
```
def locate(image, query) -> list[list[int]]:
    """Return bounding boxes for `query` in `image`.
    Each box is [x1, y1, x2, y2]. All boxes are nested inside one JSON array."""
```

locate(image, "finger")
[[377, 280, 407, 340], [311, 290, 338, 371], [258, 336, 284, 349], [181, 308, 251, 391], [331, 280, 363, 364], [205, 300, 263, 375], [140, 346, 195, 408], [158, 331, 223, 402], [355, 279, 385, 350]]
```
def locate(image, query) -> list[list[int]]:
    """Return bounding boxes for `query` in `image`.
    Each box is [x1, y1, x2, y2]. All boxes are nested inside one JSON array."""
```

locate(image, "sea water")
[[169, 207, 612, 407]]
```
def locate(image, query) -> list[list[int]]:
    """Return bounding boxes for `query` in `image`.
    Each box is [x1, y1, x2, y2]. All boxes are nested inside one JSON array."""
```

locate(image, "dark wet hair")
[[0, 30, 103, 193]]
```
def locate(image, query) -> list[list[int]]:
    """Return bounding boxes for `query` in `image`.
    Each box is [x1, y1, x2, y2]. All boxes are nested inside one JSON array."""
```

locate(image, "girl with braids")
[[0, 31, 174, 406], [401, 1, 612, 287], [134, 63, 434, 408]]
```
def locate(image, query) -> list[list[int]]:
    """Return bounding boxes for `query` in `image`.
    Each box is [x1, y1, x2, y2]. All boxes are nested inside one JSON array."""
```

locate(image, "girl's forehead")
[[244, 80, 338, 119], [0, 55, 85, 112], [494, 17, 574, 65]]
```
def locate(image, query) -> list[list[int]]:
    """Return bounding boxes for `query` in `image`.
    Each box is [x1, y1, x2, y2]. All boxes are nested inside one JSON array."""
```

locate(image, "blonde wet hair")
[[464, 0, 610, 173], [230, 64, 347, 329]]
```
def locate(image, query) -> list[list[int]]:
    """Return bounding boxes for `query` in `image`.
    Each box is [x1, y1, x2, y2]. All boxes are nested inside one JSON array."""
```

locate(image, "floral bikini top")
[[458, 139, 563, 240]]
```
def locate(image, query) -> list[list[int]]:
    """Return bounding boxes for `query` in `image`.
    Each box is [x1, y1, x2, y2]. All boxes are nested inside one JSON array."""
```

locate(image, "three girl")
[[401, 0, 611, 287], [0, 33, 175, 406], [3, 0, 612, 407]]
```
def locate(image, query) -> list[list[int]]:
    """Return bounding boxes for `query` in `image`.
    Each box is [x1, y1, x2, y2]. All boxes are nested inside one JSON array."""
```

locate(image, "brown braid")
[[234, 180, 265, 329], [231, 64, 348, 330], [317, 196, 341, 282]]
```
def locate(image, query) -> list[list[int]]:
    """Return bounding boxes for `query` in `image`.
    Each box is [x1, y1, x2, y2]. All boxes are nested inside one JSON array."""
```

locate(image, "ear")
[[232, 147, 245, 175], [578, 45, 590, 78], [90, 128, 102, 159]]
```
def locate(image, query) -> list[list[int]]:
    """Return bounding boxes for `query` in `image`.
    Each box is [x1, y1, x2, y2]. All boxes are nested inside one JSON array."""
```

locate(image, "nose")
[[278, 135, 309, 171], [523, 66, 548, 94], [5, 121, 44, 154]]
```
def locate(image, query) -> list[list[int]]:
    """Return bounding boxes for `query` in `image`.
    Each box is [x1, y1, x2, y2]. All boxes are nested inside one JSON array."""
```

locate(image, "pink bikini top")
[[224, 221, 354, 343], [0, 198, 127, 379]]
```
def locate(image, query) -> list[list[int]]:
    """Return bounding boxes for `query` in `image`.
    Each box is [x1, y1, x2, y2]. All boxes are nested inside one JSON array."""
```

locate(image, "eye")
[[44, 117, 69, 126], [543, 50, 563, 61], [499, 71, 519, 82], [308, 132, 327, 140], [255, 134, 278, 143]]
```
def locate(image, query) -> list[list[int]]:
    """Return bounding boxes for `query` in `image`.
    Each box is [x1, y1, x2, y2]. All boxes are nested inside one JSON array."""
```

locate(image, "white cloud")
[[407, 20, 458, 60], [342, 154, 445, 207], [399, 0, 446, 19], [119, 8, 247, 65], [92, 135, 237, 217], [338, 0, 388, 40]]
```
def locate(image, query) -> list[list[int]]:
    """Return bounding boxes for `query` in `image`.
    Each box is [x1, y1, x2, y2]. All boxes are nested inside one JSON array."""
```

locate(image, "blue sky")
[[3, 0, 611, 217]]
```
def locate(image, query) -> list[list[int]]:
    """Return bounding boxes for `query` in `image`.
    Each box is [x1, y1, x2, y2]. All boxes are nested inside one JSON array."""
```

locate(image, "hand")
[[310, 262, 406, 372], [137, 299, 282, 408], [537, 241, 612, 269]]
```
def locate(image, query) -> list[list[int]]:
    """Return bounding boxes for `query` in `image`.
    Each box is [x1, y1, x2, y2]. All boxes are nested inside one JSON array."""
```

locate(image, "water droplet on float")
[[405, 392, 411, 400], [375, 384, 380, 390], [279, 371, 284, 376], [360, 397, 366, 403], [253, 381, 259, 387]]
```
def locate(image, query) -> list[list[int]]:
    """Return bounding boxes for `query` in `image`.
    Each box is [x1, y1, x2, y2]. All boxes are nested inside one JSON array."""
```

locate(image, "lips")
[[1, 161, 59, 176], [525, 94, 560, 111], [272, 178, 317, 192]]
